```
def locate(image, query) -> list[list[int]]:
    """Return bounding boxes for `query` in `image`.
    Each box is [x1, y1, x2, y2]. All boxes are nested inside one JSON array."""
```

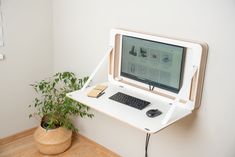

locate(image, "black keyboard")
[[109, 92, 150, 110]]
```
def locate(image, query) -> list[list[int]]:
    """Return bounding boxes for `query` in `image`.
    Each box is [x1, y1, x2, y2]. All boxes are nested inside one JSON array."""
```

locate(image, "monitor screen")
[[120, 35, 185, 93]]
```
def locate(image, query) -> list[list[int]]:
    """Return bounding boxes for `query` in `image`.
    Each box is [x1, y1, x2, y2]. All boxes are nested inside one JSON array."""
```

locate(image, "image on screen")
[[121, 35, 185, 93]]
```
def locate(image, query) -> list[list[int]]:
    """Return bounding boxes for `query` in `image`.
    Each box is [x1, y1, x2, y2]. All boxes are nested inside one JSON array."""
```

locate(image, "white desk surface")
[[67, 82, 191, 134]]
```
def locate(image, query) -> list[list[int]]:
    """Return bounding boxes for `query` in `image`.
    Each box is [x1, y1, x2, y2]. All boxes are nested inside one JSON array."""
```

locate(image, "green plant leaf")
[[28, 71, 93, 132]]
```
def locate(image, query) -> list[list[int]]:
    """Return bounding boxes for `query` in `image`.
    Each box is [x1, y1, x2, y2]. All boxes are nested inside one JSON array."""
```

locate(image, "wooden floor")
[[0, 134, 120, 157]]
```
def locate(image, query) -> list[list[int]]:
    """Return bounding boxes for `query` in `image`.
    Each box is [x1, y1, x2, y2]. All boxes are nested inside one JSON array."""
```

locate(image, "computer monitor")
[[120, 35, 186, 93]]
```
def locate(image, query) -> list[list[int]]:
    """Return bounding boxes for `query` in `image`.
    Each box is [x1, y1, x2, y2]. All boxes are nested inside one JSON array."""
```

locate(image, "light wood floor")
[[0, 134, 120, 157]]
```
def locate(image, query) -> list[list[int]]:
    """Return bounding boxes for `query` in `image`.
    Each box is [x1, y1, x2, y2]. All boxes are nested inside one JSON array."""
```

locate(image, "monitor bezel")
[[118, 35, 186, 93]]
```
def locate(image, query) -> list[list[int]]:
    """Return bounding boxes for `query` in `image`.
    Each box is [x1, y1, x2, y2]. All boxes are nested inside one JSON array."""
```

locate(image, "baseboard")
[[0, 127, 36, 145]]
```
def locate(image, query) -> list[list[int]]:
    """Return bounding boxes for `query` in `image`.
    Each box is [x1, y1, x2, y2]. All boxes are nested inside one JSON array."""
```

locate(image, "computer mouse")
[[146, 109, 162, 118]]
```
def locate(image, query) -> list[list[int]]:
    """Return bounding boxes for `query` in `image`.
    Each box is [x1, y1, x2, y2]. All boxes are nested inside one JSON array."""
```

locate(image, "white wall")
[[53, 0, 235, 157], [4, 1, 234, 156], [0, 0, 53, 138]]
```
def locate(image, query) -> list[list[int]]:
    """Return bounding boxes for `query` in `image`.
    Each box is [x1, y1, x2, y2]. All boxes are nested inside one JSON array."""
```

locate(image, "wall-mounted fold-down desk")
[[67, 29, 208, 156], [68, 82, 192, 134]]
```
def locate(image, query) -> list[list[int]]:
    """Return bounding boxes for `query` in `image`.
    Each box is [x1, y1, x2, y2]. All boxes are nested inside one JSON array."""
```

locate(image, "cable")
[[145, 133, 150, 157], [145, 133, 151, 157]]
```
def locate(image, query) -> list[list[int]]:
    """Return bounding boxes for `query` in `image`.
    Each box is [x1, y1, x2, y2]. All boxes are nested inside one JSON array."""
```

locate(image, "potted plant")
[[29, 72, 93, 154]]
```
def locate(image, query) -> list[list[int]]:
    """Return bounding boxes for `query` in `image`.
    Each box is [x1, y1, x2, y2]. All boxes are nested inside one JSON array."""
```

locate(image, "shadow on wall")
[[177, 111, 199, 130], [160, 111, 200, 136]]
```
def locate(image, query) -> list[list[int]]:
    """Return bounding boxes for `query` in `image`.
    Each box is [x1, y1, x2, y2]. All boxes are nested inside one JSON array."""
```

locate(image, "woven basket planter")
[[34, 126, 72, 154]]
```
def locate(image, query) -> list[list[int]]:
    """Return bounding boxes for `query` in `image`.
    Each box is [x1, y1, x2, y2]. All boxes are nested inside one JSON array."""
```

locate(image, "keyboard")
[[109, 92, 150, 110]]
